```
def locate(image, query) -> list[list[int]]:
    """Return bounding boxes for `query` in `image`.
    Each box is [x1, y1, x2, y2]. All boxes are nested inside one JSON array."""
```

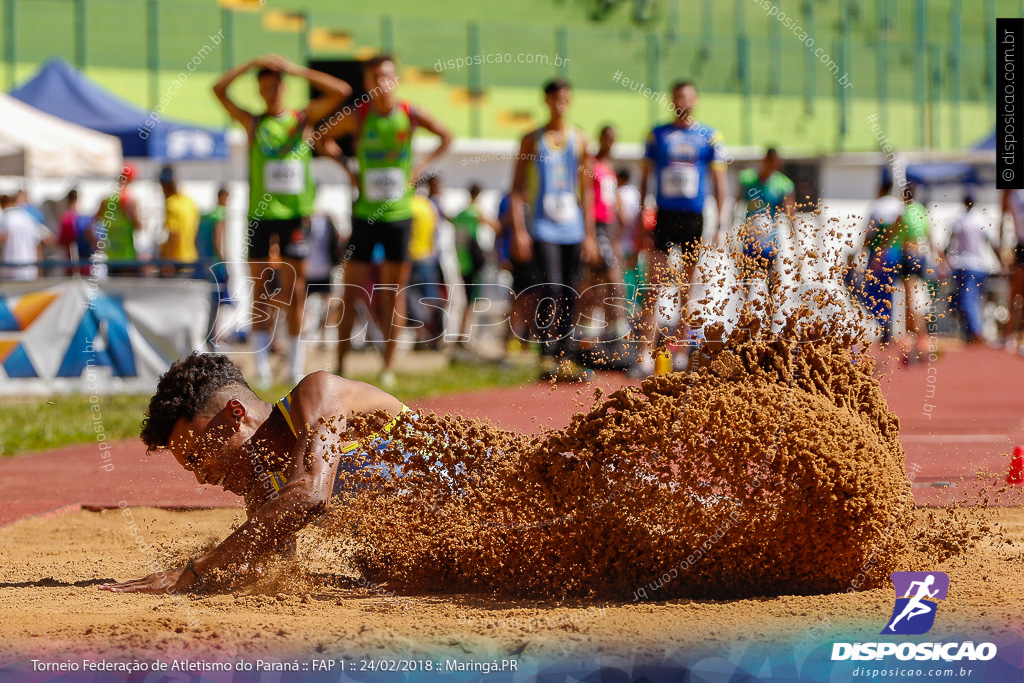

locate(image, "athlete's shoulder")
[[773, 171, 795, 191], [287, 371, 352, 416]]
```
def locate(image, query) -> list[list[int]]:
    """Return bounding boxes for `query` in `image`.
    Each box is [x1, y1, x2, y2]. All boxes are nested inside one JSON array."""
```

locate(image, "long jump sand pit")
[[3, 332, 1022, 666], [0, 505, 1021, 663]]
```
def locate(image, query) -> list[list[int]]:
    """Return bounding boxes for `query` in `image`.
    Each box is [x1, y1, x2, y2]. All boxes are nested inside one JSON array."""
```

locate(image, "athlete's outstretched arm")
[[102, 383, 343, 594], [212, 58, 260, 129], [410, 107, 453, 181]]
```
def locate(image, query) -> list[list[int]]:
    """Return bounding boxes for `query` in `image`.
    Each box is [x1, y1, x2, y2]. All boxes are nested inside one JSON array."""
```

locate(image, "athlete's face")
[[599, 128, 615, 152], [258, 72, 285, 107], [546, 87, 571, 118], [365, 61, 399, 99], [672, 85, 698, 119], [167, 402, 256, 497]]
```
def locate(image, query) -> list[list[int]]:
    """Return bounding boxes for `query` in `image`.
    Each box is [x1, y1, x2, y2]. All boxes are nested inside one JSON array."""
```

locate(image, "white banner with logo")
[[0, 277, 210, 394]]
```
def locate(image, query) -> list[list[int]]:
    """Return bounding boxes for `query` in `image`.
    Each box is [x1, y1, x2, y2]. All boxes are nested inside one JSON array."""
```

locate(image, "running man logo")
[[881, 571, 949, 635]]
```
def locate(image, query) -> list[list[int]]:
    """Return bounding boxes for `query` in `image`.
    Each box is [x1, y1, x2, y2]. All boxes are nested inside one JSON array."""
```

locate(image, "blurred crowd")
[[2, 54, 1023, 390]]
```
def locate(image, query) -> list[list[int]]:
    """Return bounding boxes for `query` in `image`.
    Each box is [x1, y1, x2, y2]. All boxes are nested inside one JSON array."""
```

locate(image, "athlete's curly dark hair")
[[140, 353, 249, 452]]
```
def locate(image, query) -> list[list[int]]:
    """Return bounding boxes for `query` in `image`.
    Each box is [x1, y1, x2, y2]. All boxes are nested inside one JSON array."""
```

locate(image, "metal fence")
[[0, 0, 1013, 149]]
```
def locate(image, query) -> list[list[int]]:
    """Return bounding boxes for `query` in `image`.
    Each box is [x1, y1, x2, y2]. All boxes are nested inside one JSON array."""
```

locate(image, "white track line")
[[901, 434, 1009, 443]]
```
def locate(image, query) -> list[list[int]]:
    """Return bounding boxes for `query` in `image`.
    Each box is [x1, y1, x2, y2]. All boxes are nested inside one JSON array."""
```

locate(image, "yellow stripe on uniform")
[[270, 397, 411, 486]]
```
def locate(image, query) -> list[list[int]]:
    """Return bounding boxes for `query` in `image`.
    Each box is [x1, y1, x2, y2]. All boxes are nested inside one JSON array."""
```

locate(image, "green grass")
[[0, 358, 536, 457]]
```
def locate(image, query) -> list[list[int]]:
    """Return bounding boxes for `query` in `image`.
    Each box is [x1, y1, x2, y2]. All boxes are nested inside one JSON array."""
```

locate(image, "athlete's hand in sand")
[[98, 565, 195, 594]]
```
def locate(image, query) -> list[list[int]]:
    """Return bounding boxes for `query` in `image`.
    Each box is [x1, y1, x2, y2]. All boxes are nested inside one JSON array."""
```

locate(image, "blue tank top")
[[528, 127, 585, 245], [644, 121, 726, 213]]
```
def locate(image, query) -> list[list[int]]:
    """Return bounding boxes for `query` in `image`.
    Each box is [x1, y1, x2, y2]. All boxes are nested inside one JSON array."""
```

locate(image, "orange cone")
[[1007, 446, 1024, 485]]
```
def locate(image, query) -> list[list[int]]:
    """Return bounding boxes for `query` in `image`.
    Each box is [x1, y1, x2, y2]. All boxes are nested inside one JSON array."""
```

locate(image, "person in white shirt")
[[851, 179, 905, 344], [944, 195, 996, 344], [0, 195, 55, 280]]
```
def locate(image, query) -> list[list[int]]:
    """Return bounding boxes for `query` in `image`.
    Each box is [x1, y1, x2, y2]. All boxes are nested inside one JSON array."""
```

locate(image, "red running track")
[[2, 347, 1021, 526]]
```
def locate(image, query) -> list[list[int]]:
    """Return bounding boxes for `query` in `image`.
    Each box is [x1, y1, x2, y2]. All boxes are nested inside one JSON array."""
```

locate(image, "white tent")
[[0, 92, 122, 178]]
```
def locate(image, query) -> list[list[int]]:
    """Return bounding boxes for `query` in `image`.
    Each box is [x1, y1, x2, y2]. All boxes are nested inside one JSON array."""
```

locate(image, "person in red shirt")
[[579, 125, 627, 340]]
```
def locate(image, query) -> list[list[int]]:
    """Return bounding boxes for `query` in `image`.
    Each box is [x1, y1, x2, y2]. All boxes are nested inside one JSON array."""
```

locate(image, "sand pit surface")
[[0, 506, 1021, 664]]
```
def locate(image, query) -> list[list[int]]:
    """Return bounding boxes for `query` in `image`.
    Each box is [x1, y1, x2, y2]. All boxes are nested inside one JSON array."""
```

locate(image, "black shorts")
[[511, 258, 540, 295], [1015, 244, 1024, 266], [247, 216, 310, 260], [654, 209, 704, 254], [349, 217, 412, 263], [590, 221, 619, 271], [306, 277, 333, 295]]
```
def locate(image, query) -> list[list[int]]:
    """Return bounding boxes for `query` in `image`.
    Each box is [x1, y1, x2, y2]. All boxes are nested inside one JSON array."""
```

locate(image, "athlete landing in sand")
[[99, 353, 406, 594]]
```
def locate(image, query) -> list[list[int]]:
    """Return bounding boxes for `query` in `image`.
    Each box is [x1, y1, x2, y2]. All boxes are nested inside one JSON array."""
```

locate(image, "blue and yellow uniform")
[[270, 391, 411, 495], [525, 126, 586, 245]]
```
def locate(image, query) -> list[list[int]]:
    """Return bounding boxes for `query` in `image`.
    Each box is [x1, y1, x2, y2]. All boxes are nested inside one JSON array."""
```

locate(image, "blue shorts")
[[742, 237, 778, 264]]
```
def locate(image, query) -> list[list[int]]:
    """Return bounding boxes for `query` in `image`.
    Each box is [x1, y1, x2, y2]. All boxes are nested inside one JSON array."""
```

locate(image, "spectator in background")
[[95, 162, 141, 276], [579, 125, 627, 341], [58, 189, 85, 274], [736, 148, 796, 296], [427, 174, 448, 222], [852, 178, 904, 344], [510, 78, 598, 382], [406, 190, 443, 347], [319, 55, 452, 388], [451, 182, 499, 352], [197, 186, 230, 300], [896, 183, 937, 359], [1002, 188, 1024, 356], [0, 193, 55, 280], [12, 190, 45, 224], [945, 195, 996, 344], [197, 186, 232, 347], [303, 205, 343, 347], [158, 166, 200, 277], [496, 190, 537, 354], [616, 167, 643, 283], [214, 53, 350, 389]]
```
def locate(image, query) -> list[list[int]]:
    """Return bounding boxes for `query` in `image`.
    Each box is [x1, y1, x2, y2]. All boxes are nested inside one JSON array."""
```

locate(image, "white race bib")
[[542, 192, 579, 224], [364, 167, 407, 202], [264, 160, 305, 195], [660, 163, 699, 198]]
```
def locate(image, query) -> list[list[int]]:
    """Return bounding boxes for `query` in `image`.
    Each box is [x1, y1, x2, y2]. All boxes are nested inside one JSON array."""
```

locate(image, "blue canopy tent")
[[897, 131, 996, 189], [974, 131, 996, 151], [10, 59, 227, 161]]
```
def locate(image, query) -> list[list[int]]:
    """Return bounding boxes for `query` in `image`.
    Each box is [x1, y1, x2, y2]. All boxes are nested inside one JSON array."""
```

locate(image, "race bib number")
[[660, 163, 699, 198], [364, 167, 407, 202], [264, 160, 304, 195], [543, 192, 579, 223]]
